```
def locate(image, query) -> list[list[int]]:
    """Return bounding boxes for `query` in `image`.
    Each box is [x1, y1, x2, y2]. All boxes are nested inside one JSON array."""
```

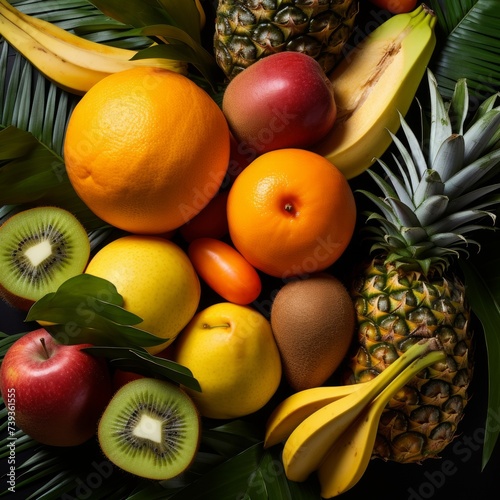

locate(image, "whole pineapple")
[[343, 69, 500, 463], [213, 0, 359, 79]]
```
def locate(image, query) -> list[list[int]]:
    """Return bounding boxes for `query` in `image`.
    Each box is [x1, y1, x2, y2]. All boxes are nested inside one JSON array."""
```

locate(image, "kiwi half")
[[98, 378, 201, 481], [0, 206, 90, 310]]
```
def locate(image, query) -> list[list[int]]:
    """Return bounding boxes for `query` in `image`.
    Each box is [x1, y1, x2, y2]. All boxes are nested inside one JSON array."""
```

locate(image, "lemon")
[[85, 235, 201, 354]]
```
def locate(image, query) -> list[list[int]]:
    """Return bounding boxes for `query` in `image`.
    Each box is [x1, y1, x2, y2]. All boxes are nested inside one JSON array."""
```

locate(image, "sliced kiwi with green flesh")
[[0, 206, 90, 310], [98, 378, 201, 480]]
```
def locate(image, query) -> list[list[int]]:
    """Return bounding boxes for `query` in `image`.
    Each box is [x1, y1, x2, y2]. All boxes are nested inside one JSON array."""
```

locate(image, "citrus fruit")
[[64, 67, 230, 234], [226, 148, 356, 278], [173, 302, 282, 419], [85, 235, 201, 354]]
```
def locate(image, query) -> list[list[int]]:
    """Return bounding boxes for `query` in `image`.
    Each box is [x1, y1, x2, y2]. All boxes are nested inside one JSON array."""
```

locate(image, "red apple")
[[0, 328, 113, 447], [222, 51, 337, 157]]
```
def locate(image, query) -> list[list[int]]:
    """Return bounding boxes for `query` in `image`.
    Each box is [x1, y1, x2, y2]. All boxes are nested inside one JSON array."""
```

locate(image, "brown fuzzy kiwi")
[[0, 206, 90, 310], [270, 273, 356, 391], [98, 377, 201, 481]]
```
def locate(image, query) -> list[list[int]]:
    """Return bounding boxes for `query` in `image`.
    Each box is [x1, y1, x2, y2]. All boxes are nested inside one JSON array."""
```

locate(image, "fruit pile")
[[1, 0, 499, 499]]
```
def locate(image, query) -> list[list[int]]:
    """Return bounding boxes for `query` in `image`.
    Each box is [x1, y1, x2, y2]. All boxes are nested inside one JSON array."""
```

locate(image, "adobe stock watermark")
[[235, 457, 285, 499], [60, 460, 114, 500], [5, 387, 17, 494], [407, 407, 500, 499], [50, 284, 116, 346], [233, 105, 298, 162]]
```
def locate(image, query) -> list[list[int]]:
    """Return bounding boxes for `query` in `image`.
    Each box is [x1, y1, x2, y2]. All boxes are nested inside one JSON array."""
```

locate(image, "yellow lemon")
[[85, 235, 201, 354], [172, 302, 282, 419]]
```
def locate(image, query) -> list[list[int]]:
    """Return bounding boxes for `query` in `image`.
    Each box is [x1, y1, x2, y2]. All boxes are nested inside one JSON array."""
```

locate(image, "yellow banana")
[[0, 0, 187, 94], [264, 384, 362, 449], [318, 350, 446, 498], [312, 4, 437, 179], [281, 338, 442, 482], [0, 9, 112, 93]]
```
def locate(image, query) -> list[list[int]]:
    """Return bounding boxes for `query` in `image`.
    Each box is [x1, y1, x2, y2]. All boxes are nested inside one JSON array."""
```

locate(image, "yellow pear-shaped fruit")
[[173, 302, 282, 419], [85, 235, 201, 354]]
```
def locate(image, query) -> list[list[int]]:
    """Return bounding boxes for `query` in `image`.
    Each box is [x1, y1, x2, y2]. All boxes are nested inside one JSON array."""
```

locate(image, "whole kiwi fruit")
[[0, 206, 90, 310], [97, 377, 200, 480], [270, 273, 355, 391]]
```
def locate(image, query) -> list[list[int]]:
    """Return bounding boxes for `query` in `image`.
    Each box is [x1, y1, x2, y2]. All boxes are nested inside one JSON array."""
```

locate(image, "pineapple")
[[213, 0, 359, 79], [343, 70, 500, 463]]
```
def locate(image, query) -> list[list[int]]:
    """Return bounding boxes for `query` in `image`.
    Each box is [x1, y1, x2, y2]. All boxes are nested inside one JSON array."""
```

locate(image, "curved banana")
[[281, 338, 442, 482], [194, 0, 206, 30], [1, 0, 138, 59], [318, 350, 446, 498], [0, 0, 187, 94], [264, 384, 362, 449], [0, 8, 112, 93], [312, 4, 437, 179]]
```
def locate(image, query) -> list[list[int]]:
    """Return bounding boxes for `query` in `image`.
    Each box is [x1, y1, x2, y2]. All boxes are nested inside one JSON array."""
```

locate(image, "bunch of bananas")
[[264, 339, 446, 498], [312, 4, 437, 179], [0, 0, 189, 95]]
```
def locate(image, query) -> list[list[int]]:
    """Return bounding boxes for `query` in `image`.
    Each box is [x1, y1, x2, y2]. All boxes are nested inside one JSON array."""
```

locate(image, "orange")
[[63, 67, 230, 234], [227, 148, 356, 279]]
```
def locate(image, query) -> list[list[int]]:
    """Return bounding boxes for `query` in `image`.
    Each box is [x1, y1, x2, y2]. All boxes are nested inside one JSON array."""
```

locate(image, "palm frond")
[[10, 0, 152, 48], [429, 0, 500, 100], [0, 45, 106, 230]]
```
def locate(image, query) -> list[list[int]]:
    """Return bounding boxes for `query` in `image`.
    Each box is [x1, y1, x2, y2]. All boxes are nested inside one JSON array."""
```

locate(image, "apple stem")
[[202, 323, 231, 329], [39, 337, 50, 359]]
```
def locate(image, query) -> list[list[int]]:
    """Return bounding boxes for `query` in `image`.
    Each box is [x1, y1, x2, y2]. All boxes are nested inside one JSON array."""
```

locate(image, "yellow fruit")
[[173, 302, 282, 419], [85, 235, 201, 354]]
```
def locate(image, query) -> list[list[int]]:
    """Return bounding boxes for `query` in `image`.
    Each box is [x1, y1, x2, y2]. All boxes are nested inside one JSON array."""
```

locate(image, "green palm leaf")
[[428, 0, 500, 99]]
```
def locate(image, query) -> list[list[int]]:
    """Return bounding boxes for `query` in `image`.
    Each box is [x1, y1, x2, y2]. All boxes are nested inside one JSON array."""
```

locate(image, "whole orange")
[[63, 67, 230, 234], [227, 148, 356, 279]]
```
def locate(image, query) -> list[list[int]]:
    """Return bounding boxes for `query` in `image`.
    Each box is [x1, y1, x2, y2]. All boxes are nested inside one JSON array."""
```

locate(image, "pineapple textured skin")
[[214, 0, 359, 79], [344, 258, 472, 463]]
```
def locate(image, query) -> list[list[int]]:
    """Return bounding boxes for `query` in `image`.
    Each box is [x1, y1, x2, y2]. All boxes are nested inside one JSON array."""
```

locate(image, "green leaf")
[[132, 37, 220, 90], [460, 238, 500, 470], [25, 274, 167, 349], [429, 0, 500, 99], [166, 443, 321, 500], [89, 0, 203, 41], [202, 420, 263, 457], [0, 331, 25, 359], [0, 48, 106, 230], [83, 345, 202, 391], [11, 0, 152, 49], [83, 0, 220, 88]]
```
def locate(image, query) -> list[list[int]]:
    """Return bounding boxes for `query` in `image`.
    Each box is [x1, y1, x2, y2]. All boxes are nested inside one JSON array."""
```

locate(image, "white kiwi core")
[[133, 414, 163, 443], [25, 240, 52, 267]]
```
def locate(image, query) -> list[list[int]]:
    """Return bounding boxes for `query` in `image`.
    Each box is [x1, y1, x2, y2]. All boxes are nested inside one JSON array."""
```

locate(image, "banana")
[[264, 384, 362, 449], [0, 8, 111, 93], [312, 4, 437, 179], [317, 350, 446, 498], [194, 0, 206, 30], [281, 338, 442, 482], [0, 0, 187, 94]]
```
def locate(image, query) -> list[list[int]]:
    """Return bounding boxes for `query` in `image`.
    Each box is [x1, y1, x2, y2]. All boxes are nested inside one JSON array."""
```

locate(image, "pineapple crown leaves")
[[359, 69, 500, 276]]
